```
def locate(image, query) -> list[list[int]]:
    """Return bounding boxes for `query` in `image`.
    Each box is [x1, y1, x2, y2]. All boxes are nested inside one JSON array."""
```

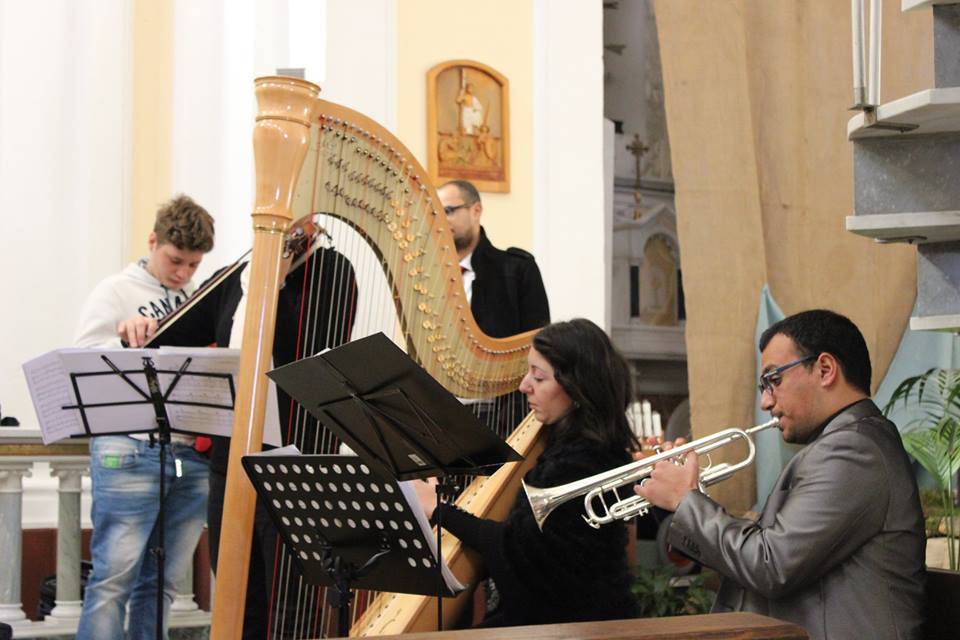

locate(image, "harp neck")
[[209, 75, 320, 640]]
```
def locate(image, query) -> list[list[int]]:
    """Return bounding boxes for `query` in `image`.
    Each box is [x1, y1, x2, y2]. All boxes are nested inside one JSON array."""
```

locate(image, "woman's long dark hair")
[[532, 318, 639, 453]]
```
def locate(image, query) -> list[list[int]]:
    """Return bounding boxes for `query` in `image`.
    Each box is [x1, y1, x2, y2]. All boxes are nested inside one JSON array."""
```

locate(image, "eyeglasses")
[[443, 204, 470, 215], [757, 355, 817, 395]]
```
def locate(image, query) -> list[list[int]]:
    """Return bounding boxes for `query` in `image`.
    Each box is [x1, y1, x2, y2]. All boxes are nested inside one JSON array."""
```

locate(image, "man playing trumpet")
[[636, 309, 925, 640]]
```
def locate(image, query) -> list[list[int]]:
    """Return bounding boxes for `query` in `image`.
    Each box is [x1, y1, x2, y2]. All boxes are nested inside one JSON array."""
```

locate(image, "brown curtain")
[[653, 0, 931, 511]]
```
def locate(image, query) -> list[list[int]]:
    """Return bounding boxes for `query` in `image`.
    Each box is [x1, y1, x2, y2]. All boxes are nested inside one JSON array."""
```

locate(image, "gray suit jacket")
[[669, 400, 925, 640]]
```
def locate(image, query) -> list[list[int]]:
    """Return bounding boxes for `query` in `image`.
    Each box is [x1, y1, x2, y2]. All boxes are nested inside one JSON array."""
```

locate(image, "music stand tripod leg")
[[142, 357, 171, 640], [322, 544, 392, 638], [326, 561, 353, 639]]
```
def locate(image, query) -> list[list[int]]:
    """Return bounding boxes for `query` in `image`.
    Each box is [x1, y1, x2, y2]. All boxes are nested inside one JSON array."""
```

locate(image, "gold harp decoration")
[[211, 77, 542, 639]]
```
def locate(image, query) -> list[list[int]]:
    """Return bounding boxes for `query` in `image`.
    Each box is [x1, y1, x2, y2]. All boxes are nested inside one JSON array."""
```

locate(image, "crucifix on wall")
[[627, 133, 649, 220]]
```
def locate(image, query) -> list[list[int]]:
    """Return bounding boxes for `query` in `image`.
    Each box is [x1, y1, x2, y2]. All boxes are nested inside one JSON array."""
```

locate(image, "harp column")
[[210, 76, 320, 640]]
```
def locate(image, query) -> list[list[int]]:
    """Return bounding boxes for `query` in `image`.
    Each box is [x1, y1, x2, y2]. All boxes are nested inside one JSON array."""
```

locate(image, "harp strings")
[[259, 112, 527, 638]]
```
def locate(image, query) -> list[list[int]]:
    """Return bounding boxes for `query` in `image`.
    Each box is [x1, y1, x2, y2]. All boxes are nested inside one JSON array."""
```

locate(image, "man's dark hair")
[[440, 180, 482, 207], [154, 195, 215, 252], [759, 309, 872, 395]]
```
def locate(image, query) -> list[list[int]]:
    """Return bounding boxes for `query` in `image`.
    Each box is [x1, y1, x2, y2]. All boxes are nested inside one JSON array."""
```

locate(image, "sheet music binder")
[[241, 452, 463, 597], [22, 347, 240, 444], [265, 332, 521, 482]]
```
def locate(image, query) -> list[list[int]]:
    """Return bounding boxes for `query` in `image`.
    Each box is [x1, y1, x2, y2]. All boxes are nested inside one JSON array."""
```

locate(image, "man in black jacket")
[[438, 179, 550, 338]]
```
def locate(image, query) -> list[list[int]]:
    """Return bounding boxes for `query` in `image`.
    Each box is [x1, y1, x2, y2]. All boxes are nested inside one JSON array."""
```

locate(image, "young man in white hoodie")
[[74, 195, 215, 640]]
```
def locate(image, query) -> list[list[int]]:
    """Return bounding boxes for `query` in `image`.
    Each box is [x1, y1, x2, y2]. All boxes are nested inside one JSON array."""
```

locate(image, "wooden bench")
[[346, 612, 807, 639]]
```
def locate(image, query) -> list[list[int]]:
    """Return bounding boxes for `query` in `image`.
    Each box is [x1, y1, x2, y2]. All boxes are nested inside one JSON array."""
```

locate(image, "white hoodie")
[[74, 260, 194, 348], [74, 261, 196, 443]]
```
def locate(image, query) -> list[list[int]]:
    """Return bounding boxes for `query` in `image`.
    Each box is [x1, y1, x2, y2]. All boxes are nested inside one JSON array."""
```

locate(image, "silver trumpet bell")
[[523, 418, 780, 530]]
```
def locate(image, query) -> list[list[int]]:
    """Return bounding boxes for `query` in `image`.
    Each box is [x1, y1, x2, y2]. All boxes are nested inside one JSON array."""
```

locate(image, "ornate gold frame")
[[427, 59, 510, 193]]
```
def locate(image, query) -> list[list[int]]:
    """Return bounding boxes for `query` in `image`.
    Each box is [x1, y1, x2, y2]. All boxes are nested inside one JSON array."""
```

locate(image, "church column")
[[170, 561, 199, 614], [45, 459, 90, 624], [0, 460, 33, 627]]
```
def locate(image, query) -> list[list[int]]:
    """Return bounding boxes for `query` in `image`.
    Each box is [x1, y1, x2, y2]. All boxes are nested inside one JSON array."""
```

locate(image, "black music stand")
[[62, 354, 235, 640], [266, 332, 522, 629], [242, 453, 462, 637]]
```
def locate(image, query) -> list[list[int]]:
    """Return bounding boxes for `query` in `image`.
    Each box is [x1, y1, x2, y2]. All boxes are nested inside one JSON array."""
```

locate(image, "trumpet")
[[523, 418, 780, 530]]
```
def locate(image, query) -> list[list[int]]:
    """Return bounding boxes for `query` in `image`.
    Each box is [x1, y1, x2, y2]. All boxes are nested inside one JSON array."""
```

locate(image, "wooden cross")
[[626, 133, 650, 186]]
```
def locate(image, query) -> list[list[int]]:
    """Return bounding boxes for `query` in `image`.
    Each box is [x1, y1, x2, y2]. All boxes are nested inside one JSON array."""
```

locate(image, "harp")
[[210, 76, 544, 639]]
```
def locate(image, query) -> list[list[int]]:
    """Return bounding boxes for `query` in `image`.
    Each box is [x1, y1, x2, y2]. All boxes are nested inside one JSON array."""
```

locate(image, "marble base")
[[171, 593, 200, 613], [0, 602, 28, 625], [42, 598, 83, 624]]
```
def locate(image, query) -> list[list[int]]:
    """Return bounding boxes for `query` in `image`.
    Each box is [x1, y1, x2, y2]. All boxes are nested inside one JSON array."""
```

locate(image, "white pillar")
[[45, 460, 90, 624], [532, 0, 608, 328], [0, 460, 33, 627], [170, 561, 199, 613]]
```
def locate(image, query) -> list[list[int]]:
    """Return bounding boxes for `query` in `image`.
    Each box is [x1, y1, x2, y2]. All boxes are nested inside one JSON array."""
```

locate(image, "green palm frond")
[[902, 428, 960, 490], [885, 368, 960, 570]]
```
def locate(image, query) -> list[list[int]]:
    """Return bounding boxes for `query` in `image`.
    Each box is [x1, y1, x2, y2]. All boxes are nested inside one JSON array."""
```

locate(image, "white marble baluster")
[[0, 460, 33, 627], [171, 561, 199, 613], [170, 544, 212, 629], [45, 460, 89, 624]]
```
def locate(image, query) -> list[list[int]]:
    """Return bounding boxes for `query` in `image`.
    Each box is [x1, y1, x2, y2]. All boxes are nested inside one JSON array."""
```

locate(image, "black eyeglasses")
[[757, 355, 817, 394], [443, 204, 470, 215]]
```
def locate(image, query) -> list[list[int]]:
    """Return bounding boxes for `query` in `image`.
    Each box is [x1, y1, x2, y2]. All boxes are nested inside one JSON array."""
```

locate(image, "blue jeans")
[[76, 436, 209, 640]]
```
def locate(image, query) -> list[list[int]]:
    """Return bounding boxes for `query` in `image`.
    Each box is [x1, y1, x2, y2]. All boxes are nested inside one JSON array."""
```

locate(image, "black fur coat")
[[438, 431, 638, 626]]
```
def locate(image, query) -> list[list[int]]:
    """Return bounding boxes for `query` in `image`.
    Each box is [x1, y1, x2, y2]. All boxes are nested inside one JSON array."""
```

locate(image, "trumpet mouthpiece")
[[745, 417, 781, 436]]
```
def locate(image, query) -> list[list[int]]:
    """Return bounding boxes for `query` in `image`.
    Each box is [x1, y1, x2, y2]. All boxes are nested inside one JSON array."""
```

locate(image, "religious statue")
[[638, 235, 679, 326], [427, 60, 510, 193], [457, 80, 484, 135]]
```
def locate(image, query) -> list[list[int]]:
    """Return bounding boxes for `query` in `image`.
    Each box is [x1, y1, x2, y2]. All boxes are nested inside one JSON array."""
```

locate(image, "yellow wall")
[[128, 0, 174, 261], [128, 1, 535, 255], [396, 0, 535, 252]]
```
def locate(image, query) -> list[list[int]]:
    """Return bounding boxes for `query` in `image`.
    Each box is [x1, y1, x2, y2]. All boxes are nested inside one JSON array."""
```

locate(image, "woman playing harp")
[[415, 319, 640, 627]]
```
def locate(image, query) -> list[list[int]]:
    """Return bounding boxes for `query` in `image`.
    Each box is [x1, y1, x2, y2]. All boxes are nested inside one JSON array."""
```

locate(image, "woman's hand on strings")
[[413, 477, 439, 520], [117, 315, 157, 347]]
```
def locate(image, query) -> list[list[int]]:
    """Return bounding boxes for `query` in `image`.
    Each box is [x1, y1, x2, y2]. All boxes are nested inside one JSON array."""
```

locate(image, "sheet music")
[[157, 348, 240, 434], [156, 347, 280, 446], [22, 347, 242, 444], [22, 350, 84, 444], [56, 349, 158, 436], [399, 479, 466, 592]]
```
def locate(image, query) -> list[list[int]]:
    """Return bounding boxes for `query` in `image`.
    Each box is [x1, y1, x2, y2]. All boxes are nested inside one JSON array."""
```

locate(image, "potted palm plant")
[[884, 367, 960, 637], [884, 367, 959, 570]]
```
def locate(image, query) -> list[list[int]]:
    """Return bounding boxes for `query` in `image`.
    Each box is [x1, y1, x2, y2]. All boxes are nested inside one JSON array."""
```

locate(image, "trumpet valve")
[[608, 497, 650, 522]]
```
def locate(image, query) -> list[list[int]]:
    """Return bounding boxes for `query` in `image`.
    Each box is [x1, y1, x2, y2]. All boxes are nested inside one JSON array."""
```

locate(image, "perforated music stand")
[[241, 454, 461, 637], [266, 332, 522, 628]]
